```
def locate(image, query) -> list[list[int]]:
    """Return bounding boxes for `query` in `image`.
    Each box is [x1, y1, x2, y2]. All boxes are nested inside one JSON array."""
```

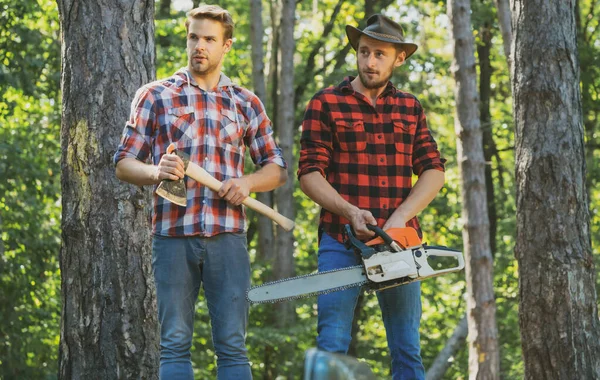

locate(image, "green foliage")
[[3, 0, 599, 378], [0, 0, 61, 378]]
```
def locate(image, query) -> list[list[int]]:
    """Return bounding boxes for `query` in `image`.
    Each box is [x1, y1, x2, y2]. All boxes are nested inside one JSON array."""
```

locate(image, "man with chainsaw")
[[298, 14, 446, 379], [114, 5, 287, 379]]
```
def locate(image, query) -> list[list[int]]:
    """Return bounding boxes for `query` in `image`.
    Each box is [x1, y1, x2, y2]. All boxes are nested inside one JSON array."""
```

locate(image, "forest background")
[[1, 0, 598, 378]]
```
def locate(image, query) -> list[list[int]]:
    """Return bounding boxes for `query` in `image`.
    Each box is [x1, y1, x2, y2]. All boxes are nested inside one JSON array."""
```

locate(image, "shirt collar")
[[175, 67, 234, 90]]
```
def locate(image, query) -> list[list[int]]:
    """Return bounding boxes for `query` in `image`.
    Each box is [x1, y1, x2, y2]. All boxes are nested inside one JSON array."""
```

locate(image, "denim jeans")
[[316, 233, 425, 380], [152, 233, 252, 380]]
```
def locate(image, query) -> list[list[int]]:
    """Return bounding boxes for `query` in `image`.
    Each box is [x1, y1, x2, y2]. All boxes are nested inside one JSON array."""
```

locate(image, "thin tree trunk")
[[511, 0, 600, 378], [57, 0, 158, 378], [426, 18, 500, 380], [425, 316, 468, 380], [273, 0, 297, 327], [478, 24, 498, 256], [267, 0, 281, 139], [494, 0, 512, 68], [293, 0, 345, 112], [448, 0, 500, 378], [250, 0, 276, 263], [158, 0, 171, 18]]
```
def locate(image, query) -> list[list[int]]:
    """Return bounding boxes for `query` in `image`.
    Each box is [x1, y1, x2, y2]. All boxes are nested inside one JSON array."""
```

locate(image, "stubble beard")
[[358, 67, 393, 90], [189, 57, 218, 77]]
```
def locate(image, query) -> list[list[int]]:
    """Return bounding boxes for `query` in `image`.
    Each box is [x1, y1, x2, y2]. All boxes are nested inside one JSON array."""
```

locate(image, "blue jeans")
[[316, 233, 425, 380], [152, 233, 252, 380]]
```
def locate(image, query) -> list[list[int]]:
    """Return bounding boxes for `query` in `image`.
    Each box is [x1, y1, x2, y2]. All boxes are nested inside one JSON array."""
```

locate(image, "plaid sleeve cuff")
[[114, 87, 156, 165]]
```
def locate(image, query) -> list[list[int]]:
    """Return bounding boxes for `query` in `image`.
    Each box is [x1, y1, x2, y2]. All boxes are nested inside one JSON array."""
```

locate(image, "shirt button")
[[379, 158, 384, 163], [204, 156, 208, 161], [382, 181, 386, 185], [377, 134, 382, 139], [383, 204, 388, 209]]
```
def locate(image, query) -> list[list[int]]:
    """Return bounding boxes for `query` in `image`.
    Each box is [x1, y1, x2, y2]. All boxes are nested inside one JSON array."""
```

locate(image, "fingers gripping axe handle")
[[158, 144, 295, 232]]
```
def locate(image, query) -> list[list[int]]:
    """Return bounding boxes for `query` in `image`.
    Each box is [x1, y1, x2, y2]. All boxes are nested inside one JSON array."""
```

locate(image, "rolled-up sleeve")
[[412, 101, 446, 176], [245, 97, 287, 169], [113, 87, 156, 165], [297, 95, 333, 179]]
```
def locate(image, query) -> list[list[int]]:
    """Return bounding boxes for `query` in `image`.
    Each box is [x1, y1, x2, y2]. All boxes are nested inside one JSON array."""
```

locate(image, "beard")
[[358, 66, 393, 90], [189, 55, 219, 76]]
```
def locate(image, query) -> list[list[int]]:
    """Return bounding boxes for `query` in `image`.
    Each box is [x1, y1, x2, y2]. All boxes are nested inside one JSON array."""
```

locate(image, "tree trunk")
[[448, 0, 500, 378], [273, 0, 297, 327], [267, 0, 281, 137], [511, 0, 600, 378], [57, 1, 159, 378], [477, 24, 498, 256], [494, 0, 512, 67], [425, 316, 468, 380], [250, 0, 276, 263], [158, 0, 171, 18]]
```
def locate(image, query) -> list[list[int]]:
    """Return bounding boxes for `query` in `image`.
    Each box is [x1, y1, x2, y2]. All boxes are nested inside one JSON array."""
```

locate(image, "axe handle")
[[185, 161, 295, 232]]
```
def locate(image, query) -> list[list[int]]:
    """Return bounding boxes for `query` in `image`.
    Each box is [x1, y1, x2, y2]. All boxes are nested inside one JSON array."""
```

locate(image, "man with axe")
[[114, 5, 287, 379]]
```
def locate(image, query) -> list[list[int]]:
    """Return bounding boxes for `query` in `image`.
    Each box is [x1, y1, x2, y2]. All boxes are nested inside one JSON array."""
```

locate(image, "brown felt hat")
[[346, 14, 418, 59]]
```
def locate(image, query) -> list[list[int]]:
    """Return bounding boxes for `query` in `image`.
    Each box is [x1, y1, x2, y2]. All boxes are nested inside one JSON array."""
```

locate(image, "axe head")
[[155, 146, 191, 207]]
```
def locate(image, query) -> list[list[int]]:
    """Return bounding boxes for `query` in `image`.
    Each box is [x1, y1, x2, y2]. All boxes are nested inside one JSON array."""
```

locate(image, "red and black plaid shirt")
[[298, 77, 445, 243]]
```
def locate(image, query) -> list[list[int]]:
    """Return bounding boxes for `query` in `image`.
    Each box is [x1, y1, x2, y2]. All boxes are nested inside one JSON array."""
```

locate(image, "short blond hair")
[[185, 5, 234, 40]]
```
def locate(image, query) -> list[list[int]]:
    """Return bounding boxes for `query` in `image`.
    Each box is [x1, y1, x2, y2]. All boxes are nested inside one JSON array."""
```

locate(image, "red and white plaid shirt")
[[114, 68, 286, 237], [298, 77, 445, 243]]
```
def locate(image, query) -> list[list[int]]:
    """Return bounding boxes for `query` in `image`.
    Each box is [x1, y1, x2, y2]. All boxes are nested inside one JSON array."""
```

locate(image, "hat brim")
[[346, 25, 418, 59]]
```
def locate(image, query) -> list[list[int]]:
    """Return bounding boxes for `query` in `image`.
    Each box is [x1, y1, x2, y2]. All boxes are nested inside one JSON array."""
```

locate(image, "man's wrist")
[[240, 175, 254, 193], [340, 202, 359, 220], [150, 165, 161, 184]]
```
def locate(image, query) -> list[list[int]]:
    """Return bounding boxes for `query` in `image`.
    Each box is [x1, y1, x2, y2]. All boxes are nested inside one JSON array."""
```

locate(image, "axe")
[[156, 144, 295, 232]]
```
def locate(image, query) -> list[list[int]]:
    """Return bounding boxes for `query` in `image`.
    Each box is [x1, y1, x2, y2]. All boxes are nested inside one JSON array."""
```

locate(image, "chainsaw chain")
[[247, 265, 368, 304]]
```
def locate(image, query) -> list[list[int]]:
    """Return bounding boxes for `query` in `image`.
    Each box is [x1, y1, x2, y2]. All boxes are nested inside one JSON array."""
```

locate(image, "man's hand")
[[345, 207, 377, 240], [382, 215, 407, 231], [156, 153, 185, 181], [219, 177, 251, 206]]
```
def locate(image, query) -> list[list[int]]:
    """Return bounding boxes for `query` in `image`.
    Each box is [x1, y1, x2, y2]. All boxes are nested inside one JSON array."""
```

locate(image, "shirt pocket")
[[334, 119, 367, 152], [167, 106, 197, 145], [393, 118, 414, 156], [219, 108, 244, 149]]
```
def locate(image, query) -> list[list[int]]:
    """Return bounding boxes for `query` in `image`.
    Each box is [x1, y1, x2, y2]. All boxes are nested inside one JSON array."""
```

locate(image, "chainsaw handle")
[[417, 246, 465, 278], [366, 224, 395, 247], [343, 225, 377, 259]]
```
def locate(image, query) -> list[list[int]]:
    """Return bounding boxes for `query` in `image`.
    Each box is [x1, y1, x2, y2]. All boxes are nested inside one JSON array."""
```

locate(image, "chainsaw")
[[247, 224, 464, 304]]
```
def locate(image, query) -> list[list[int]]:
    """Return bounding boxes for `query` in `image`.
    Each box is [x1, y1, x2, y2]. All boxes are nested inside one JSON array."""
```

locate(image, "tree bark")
[[250, 0, 276, 263], [267, 0, 281, 137], [273, 0, 297, 327], [511, 0, 600, 378], [57, 0, 159, 378], [448, 0, 500, 378], [477, 24, 498, 256], [494, 0, 512, 68]]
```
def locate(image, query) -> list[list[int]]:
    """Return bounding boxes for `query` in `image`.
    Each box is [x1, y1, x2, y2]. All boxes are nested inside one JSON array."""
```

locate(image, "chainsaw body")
[[246, 225, 465, 304], [344, 224, 464, 290]]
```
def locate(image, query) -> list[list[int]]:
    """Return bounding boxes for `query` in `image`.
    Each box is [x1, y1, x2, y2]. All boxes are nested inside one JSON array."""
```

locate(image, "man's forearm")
[[243, 163, 288, 193], [299, 171, 357, 219], [387, 169, 445, 225], [115, 158, 160, 187]]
